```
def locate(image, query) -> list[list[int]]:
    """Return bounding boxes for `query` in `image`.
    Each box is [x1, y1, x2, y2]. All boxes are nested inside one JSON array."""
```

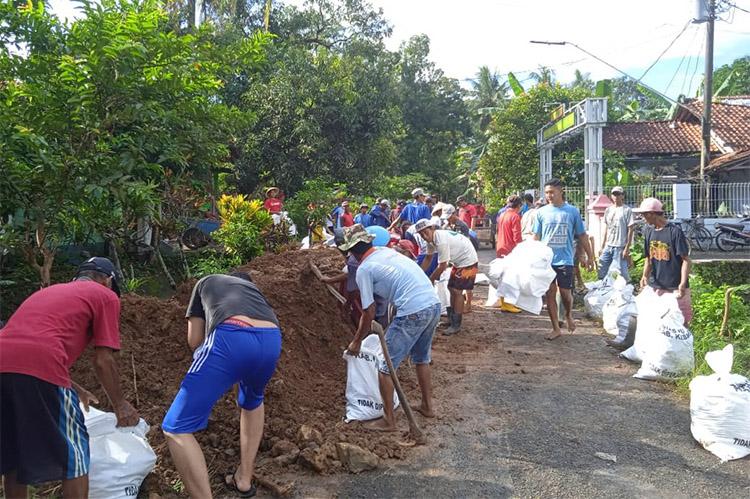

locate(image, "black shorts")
[[0, 373, 90, 484], [552, 265, 574, 290], [448, 263, 479, 291]]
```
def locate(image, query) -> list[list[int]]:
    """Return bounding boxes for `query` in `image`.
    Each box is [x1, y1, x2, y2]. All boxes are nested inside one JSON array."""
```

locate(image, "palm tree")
[[530, 65, 555, 86], [570, 69, 594, 91], [469, 66, 508, 131]]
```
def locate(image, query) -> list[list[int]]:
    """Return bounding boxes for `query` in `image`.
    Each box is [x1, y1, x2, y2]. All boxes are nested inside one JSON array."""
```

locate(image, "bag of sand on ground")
[[343, 334, 399, 422]]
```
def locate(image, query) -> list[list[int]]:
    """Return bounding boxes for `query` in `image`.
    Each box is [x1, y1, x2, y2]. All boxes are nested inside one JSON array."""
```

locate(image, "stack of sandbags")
[[583, 273, 616, 320], [602, 275, 637, 342]]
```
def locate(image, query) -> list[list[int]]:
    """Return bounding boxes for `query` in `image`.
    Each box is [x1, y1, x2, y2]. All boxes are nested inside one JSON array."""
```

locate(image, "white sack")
[[344, 334, 399, 422], [435, 267, 451, 314], [633, 292, 694, 381], [84, 406, 156, 499], [621, 287, 659, 363], [486, 241, 556, 315], [583, 273, 616, 319], [690, 344, 750, 461], [602, 276, 637, 339]]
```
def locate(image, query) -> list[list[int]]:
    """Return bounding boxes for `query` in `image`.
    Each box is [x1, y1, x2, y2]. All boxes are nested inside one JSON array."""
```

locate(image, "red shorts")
[[448, 263, 479, 291]]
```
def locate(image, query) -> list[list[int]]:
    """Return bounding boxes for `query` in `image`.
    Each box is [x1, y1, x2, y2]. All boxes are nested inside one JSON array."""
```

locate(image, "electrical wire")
[[679, 25, 702, 97], [638, 20, 693, 81], [662, 25, 698, 96], [727, 2, 750, 14], [687, 35, 705, 97]]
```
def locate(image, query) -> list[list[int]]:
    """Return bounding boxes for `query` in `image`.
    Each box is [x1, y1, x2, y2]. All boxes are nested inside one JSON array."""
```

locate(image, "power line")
[[638, 20, 693, 81], [679, 25, 702, 96], [687, 34, 705, 97], [727, 2, 750, 14]]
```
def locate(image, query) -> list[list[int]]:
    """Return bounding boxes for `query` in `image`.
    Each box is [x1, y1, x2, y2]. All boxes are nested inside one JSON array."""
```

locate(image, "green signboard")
[[543, 112, 576, 141]]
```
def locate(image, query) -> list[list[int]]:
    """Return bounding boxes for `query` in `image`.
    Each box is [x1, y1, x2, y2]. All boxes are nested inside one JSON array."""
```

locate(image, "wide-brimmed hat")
[[76, 257, 121, 296], [431, 202, 446, 216], [633, 197, 664, 213], [440, 204, 456, 219], [265, 186, 280, 195], [336, 224, 376, 251]]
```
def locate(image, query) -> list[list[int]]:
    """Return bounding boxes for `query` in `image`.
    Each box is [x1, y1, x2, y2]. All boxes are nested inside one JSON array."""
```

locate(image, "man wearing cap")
[[369, 199, 391, 228], [416, 219, 479, 335], [456, 196, 478, 229], [162, 271, 282, 498], [0, 257, 139, 498], [533, 178, 595, 340], [633, 197, 693, 324], [341, 225, 441, 431], [389, 188, 431, 228], [263, 187, 283, 214], [354, 203, 373, 227], [339, 201, 355, 228], [598, 186, 636, 281]]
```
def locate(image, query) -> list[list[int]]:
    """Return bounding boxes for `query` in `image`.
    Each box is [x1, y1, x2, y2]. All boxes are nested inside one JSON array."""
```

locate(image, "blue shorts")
[[162, 324, 282, 434], [379, 303, 440, 375]]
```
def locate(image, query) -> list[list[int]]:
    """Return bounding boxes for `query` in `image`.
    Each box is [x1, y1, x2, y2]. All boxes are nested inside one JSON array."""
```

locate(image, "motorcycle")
[[714, 216, 750, 252]]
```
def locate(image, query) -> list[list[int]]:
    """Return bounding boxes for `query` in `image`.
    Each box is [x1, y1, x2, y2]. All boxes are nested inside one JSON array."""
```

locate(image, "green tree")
[[712, 56, 750, 97], [529, 65, 555, 86], [569, 69, 594, 92], [469, 65, 508, 131]]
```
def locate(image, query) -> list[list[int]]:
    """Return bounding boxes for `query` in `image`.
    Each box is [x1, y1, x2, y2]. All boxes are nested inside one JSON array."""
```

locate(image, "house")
[[602, 96, 750, 182]]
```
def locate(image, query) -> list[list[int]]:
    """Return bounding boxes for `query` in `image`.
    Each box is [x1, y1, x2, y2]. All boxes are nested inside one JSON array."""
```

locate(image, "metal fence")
[[562, 182, 750, 219]]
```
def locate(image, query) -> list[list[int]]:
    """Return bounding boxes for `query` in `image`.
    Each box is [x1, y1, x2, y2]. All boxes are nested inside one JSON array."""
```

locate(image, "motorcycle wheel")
[[715, 232, 738, 252]]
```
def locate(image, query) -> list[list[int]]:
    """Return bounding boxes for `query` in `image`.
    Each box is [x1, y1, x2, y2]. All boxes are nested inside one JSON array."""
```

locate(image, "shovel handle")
[[371, 320, 425, 443]]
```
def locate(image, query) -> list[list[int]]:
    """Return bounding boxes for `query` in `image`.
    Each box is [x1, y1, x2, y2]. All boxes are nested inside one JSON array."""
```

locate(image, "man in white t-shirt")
[[415, 219, 478, 335], [599, 186, 636, 281]]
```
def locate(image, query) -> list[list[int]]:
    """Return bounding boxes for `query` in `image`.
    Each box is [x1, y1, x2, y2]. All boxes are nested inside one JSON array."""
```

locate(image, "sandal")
[[225, 471, 257, 498]]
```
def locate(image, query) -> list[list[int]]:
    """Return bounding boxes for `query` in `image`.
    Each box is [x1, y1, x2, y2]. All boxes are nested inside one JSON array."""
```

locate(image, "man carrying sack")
[[341, 225, 441, 432]]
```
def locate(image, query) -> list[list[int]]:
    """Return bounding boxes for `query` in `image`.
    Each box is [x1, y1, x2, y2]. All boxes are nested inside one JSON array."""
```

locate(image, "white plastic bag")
[[621, 287, 659, 363], [602, 276, 637, 339], [632, 292, 694, 381], [344, 334, 399, 422], [83, 406, 156, 499], [583, 274, 616, 319], [690, 345, 750, 461], [485, 241, 556, 314]]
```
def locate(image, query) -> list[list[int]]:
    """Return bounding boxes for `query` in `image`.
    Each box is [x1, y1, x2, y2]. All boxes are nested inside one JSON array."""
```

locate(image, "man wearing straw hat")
[[263, 186, 283, 214]]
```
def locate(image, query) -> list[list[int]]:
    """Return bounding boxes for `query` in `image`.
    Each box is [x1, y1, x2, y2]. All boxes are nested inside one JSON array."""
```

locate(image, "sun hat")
[[413, 218, 433, 233], [632, 197, 664, 213], [359, 202, 369, 208], [611, 186, 624, 194], [411, 188, 425, 197], [380, 198, 390, 206], [431, 202, 446, 216], [76, 257, 121, 296], [336, 224, 376, 251], [440, 204, 456, 219], [265, 186, 279, 195]]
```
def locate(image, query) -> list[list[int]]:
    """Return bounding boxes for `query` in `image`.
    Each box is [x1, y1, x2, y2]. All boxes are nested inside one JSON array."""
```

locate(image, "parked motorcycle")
[[715, 216, 750, 252]]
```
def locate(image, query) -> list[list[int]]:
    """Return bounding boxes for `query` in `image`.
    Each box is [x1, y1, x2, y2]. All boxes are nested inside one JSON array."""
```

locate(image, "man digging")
[[341, 225, 441, 431], [415, 218, 479, 335], [162, 272, 282, 498]]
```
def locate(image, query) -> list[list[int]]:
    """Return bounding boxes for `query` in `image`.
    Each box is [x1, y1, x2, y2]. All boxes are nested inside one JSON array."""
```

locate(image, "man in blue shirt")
[[533, 178, 594, 340], [340, 224, 440, 432], [519, 193, 534, 215], [389, 188, 431, 228], [369, 199, 391, 228], [354, 203, 373, 227]]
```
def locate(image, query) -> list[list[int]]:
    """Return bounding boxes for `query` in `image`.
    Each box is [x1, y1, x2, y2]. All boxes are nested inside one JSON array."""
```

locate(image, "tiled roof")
[[603, 120, 707, 155], [680, 100, 750, 152], [707, 148, 750, 171]]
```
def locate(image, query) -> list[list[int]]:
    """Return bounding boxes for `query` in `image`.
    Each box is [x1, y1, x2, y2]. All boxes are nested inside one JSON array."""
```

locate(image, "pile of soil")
[[70, 247, 413, 496]]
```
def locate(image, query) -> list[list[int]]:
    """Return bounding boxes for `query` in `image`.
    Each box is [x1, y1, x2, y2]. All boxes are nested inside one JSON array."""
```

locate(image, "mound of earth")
[[70, 247, 415, 497]]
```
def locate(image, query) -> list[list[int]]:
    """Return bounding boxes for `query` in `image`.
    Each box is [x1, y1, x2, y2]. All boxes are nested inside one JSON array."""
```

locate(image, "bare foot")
[[566, 315, 576, 333], [365, 418, 398, 432], [415, 405, 436, 418], [545, 331, 563, 341]]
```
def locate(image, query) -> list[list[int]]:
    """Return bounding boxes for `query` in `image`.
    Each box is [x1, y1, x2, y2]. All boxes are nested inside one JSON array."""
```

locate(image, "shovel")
[[370, 320, 425, 444]]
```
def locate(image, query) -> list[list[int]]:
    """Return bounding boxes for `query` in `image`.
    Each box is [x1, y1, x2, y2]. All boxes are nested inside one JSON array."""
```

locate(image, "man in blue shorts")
[[162, 272, 281, 498], [340, 225, 441, 432], [533, 178, 594, 340]]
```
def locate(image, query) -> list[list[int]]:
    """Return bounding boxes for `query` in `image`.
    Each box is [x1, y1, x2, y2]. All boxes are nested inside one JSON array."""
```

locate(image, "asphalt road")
[[290, 248, 750, 498]]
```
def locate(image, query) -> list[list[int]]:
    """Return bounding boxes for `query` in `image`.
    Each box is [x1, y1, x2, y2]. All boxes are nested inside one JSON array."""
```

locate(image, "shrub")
[[212, 195, 272, 264]]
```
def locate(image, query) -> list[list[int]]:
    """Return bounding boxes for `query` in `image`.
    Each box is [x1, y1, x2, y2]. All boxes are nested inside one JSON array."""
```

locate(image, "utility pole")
[[194, 0, 202, 28], [700, 0, 715, 210]]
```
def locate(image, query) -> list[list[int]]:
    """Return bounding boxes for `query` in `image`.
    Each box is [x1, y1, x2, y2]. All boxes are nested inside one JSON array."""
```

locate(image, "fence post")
[[673, 184, 692, 220]]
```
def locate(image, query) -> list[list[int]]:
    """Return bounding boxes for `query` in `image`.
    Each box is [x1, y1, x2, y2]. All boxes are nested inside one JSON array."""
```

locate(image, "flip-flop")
[[225, 471, 257, 498]]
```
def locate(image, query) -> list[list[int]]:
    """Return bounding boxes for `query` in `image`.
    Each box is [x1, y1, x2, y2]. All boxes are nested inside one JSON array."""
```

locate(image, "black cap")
[[77, 257, 121, 296]]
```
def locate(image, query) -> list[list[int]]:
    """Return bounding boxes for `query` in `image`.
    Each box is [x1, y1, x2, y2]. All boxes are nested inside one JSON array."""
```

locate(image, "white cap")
[[380, 198, 390, 206], [440, 204, 456, 219], [431, 201, 446, 216], [411, 188, 425, 197], [413, 218, 433, 232]]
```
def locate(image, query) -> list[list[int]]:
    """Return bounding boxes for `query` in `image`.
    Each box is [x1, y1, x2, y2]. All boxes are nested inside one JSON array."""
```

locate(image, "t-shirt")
[[187, 274, 279, 337], [331, 206, 344, 228], [643, 223, 690, 290], [458, 204, 477, 227], [340, 211, 354, 227], [399, 201, 431, 224], [496, 209, 522, 257], [532, 203, 586, 266], [0, 281, 121, 388], [356, 248, 439, 317], [521, 207, 538, 239], [263, 197, 283, 214], [604, 205, 635, 248], [432, 230, 478, 268], [369, 206, 390, 227], [354, 213, 373, 227], [345, 254, 360, 292]]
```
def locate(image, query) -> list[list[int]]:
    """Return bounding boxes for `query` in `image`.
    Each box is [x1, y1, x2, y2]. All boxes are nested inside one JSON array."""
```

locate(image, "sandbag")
[[621, 287, 659, 363], [690, 344, 750, 461], [632, 291, 694, 381], [344, 334, 399, 422], [485, 241, 556, 314], [83, 406, 156, 499], [602, 276, 637, 339], [583, 274, 616, 319]]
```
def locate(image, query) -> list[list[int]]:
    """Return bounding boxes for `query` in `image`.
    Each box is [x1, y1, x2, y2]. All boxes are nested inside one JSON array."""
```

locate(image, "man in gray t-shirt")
[[598, 186, 636, 280]]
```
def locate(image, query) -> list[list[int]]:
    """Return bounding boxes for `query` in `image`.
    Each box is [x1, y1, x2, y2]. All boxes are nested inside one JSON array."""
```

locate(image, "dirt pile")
[[70, 247, 413, 496]]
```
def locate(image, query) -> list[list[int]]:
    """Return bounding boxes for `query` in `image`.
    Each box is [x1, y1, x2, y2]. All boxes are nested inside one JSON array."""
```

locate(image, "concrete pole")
[[700, 0, 715, 211]]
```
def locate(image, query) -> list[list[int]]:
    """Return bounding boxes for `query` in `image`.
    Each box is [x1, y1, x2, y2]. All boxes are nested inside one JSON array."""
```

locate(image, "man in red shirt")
[[456, 196, 477, 229], [0, 257, 139, 498], [262, 186, 283, 214], [339, 201, 355, 227], [495, 196, 524, 313]]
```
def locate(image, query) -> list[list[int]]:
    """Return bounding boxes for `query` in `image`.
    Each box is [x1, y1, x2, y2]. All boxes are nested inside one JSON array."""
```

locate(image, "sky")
[[49, 0, 750, 99]]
